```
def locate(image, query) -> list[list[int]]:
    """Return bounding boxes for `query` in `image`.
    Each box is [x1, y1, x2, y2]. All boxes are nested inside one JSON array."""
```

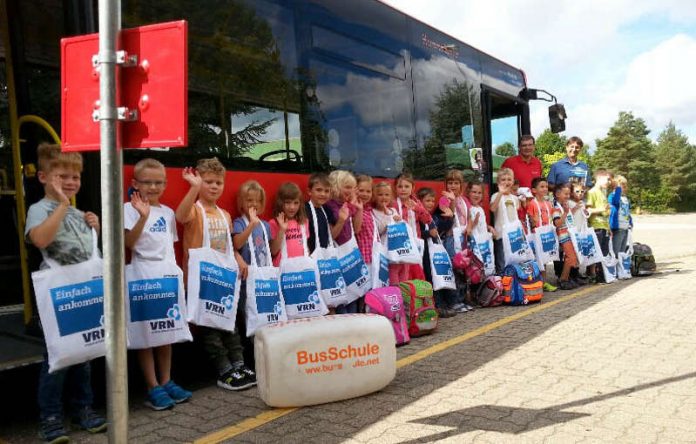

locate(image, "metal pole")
[[98, 0, 128, 442]]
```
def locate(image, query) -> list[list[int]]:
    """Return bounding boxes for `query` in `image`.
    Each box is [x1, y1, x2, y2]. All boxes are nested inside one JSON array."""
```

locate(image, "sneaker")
[[162, 380, 192, 404], [240, 365, 257, 386], [452, 303, 469, 313], [573, 276, 588, 286], [543, 282, 558, 292], [559, 280, 578, 291], [438, 307, 457, 318], [217, 369, 255, 391], [144, 386, 175, 411], [464, 304, 475, 311], [71, 406, 107, 433], [39, 416, 69, 444]]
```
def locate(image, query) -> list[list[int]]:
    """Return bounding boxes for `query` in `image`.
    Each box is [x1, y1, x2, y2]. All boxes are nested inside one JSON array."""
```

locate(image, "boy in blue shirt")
[[26, 144, 107, 443]]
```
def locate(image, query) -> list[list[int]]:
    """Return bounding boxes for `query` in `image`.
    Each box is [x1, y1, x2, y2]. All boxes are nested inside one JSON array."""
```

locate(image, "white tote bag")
[[32, 229, 106, 373], [569, 226, 603, 267], [470, 230, 496, 277], [308, 206, 348, 308], [335, 217, 372, 304], [531, 200, 560, 268], [601, 250, 618, 284], [428, 235, 456, 291], [244, 220, 287, 336], [186, 203, 240, 332], [500, 199, 535, 266], [279, 227, 328, 319], [385, 198, 422, 264], [125, 257, 192, 349], [617, 230, 634, 280], [371, 218, 390, 289]]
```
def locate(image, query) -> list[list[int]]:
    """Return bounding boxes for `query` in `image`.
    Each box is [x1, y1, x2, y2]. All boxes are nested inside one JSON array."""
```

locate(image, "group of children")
[[27, 142, 633, 443]]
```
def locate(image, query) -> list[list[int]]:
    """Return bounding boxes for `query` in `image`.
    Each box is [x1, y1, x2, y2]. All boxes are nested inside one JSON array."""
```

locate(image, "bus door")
[[481, 88, 526, 186]]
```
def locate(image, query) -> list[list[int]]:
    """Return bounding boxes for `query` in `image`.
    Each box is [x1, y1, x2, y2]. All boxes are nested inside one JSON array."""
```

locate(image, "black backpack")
[[631, 243, 656, 276]]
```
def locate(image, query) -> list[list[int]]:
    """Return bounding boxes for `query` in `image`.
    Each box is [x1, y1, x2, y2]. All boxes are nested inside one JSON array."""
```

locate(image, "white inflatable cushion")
[[254, 314, 397, 407]]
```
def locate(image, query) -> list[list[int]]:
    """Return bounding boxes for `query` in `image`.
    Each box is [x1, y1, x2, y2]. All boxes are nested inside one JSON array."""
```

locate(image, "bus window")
[[230, 107, 302, 163], [305, 55, 413, 177], [487, 93, 523, 180]]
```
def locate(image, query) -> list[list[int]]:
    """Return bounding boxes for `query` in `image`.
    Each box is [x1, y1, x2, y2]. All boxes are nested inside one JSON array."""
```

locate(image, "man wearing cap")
[[500, 135, 542, 189]]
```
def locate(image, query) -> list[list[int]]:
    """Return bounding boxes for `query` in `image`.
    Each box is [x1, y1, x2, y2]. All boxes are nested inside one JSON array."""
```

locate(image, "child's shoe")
[[451, 303, 469, 313], [438, 307, 457, 318], [217, 368, 254, 391], [559, 280, 578, 291], [145, 386, 176, 411], [573, 276, 588, 286], [39, 416, 69, 444], [71, 406, 107, 433], [543, 282, 558, 292], [240, 365, 257, 385], [162, 380, 192, 404]]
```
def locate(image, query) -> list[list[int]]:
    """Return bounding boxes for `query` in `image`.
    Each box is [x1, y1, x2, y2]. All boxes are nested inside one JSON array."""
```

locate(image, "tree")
[[535, 129, 567, 157], [654, 123, 696, 210], [593, 112, 659, 209], [495, 142, 516, 157]]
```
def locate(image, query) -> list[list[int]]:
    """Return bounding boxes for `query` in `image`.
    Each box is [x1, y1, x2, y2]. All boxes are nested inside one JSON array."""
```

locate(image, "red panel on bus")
[[61, 20, 187, 151]]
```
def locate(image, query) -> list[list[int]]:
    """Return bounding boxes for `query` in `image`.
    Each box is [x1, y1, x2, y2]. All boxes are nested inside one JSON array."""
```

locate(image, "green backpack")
[[398, 280, 439, 336]]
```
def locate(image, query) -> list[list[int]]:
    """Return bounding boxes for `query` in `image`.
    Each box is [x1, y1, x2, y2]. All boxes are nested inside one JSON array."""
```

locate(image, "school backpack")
[[476, 276, 504, 307], [631, 243, 656, 276], [452, 248, 485, 285], [501, 260, 543, 305], [398, 280, 439, 337], [364, 287, 410, 346]]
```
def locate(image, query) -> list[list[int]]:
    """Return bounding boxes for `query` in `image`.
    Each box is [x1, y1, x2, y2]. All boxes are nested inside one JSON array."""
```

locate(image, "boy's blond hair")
[[37, 143, 83, 173], [497, 167, 514, 183], [196, 157, 226, 176], [237, 180, 267, 214], [133, 158, 165, 178], [328, 170, 356, 199], [308, 172, 331, 189], [355, 174, 372, 186], [615, 175, 627, 187]]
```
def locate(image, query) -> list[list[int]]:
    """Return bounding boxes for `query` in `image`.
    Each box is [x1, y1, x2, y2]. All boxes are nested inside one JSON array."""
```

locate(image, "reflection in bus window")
[[231, 108, 301, 162], [306, 57, 413, 176], [492, 114, 519, 170]]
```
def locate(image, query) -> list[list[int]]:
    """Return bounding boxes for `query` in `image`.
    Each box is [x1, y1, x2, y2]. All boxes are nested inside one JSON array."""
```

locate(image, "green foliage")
[[495, 142, 516, 157], [593, 112, 659, 209], [654, 123, 696, 211], [541, 152, 566, 177], [535, 129, 567, 157]]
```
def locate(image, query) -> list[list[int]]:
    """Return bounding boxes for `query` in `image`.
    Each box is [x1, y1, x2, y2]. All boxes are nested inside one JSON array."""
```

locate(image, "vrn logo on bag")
[[507, 228, 527, 254], [281, 269, 321, 313], [578, 234, 595, 257], [129, 277, 181, 331], [477, 241, 493, 266], [199, 261, 237, 316], [317, 257, 344, 296], [51, 279, 104, 342], [254, 279, 284, 322], [540, 231, 557, 253], [340, 249, 369, 287], [387, 224, 410, 254], [432, 252, 453, 281]]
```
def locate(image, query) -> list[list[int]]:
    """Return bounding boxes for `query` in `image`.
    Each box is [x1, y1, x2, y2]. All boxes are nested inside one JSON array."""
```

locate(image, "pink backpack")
[[452, 248, 485, 285], [476, 276, 504, 307], [365, 286, 410, 346]]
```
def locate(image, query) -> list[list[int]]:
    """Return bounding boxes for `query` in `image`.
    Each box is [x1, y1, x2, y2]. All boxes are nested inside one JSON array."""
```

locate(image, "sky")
[[382, 0, 696, 149]]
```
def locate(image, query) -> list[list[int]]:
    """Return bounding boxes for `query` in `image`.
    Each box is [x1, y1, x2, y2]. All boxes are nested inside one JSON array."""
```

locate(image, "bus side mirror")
[[549, 103, 566, 133]]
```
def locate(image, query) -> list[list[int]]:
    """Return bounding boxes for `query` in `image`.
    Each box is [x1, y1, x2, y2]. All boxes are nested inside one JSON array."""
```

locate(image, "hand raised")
[[338, 203, 350, 222], [276, 213, 288, 231], [49, 174, 70, 205], [131, 191, 150, 219], [442, 190, 456, 201], [441, 207, 454, 218], [182, 167, 202, 188]]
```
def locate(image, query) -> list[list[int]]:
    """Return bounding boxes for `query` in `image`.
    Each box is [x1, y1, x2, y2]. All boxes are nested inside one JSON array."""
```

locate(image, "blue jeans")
[[612, 229, 628, 255], [37, 355, 94, 420]]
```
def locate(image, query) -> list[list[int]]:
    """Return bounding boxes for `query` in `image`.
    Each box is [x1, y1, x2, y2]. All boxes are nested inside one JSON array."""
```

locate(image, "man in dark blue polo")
[[548, 136, 592, 191]]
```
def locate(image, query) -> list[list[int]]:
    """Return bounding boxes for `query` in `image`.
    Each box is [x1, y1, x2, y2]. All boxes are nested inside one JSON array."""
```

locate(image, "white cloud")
[[383, 0, 696, 145]]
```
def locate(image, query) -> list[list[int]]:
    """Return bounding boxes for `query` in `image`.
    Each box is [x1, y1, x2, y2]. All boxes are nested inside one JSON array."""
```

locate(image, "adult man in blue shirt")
[[548, 136, 592, 191]]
